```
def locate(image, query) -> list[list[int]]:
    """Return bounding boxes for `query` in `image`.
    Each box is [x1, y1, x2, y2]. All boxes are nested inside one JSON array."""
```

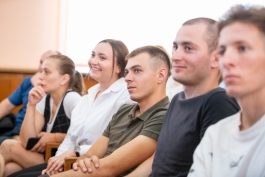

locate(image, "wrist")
[[27, 103, 36, 108], [54, 133, 57, 143], [70, 149, 76, 157], [73, 146, 80, 157]]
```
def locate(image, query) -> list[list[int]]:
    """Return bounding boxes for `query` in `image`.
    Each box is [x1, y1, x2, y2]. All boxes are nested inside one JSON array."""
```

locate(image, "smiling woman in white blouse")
[[8, 39, 134, 177]]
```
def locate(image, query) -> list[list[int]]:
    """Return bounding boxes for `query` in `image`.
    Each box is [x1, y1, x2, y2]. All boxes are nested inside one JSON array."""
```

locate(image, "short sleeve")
[[8, 76, 32, 106], [140, 109, 167, 140], [102, 117, 112, 138], [200, 92, 240, 138], [62, 91, 81, 119], [35, 95, 47, 115]]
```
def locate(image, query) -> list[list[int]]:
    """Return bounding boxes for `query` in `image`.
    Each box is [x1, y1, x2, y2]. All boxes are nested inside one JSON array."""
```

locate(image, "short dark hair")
[[183, 17, 218, 53], [126, 45, 171, 77], [217, 5, 265, 38], [99, 39, 129, 79]]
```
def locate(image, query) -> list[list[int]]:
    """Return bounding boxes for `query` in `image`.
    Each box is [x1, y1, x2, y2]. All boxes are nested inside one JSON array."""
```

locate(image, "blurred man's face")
[[38, 51, 58, 72], [219, 22, 265, 98]]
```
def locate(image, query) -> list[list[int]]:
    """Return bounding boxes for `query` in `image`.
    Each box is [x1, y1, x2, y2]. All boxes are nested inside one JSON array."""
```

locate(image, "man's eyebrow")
[[181, 41, 194, 46], [125, 64, 142, 70], [42, 67, 49, 71], [218, 40, 247, 47]]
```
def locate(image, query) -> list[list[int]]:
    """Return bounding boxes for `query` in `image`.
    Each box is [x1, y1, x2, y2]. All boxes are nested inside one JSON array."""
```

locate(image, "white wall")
[[0, 0, 264, 71], [61, 0, 265, 70], [0, 0, 60, 72]]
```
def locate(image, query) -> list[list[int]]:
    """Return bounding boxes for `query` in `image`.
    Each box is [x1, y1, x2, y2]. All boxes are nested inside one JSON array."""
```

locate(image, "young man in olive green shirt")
[[45, 46, 171, 177]]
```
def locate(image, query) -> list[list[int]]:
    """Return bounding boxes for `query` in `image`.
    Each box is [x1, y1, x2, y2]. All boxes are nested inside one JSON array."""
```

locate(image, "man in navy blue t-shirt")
[[126, 18, 240, 177], [0, 50, 59, 144]]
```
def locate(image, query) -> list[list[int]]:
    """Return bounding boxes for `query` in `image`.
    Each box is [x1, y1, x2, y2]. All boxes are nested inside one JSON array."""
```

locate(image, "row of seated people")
[[0, 4, 264, 177]]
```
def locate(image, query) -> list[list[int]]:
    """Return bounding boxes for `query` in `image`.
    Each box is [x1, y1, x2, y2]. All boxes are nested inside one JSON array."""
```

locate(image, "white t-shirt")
[[36, 91, 81, 132], [166, 75, 183, 101], [189, 112, 265, 177], [56, 78, 134, 156]]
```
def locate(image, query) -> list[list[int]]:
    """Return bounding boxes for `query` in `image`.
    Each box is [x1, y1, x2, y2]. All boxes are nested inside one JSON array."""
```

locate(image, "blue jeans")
[[0, 126, 20, 144]]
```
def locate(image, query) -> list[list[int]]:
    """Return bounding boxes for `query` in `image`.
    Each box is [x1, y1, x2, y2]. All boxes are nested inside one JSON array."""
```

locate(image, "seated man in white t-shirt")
[[189, 5, 265, 177]]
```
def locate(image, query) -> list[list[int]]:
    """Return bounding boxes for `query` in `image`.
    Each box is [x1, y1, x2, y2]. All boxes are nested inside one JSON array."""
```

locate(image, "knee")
[[4, 162, 23, 177], [0, 136, 10, 145], [1, 139, 24, 155]]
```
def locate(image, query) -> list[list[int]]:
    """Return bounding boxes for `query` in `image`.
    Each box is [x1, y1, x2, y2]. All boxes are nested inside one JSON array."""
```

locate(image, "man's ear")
[[157, 68, 167, 84], [210, 50, 219, 69], [61, 74, 70, 85]]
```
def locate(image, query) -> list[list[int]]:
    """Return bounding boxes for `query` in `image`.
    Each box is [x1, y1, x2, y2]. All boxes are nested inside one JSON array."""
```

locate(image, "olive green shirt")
[[102, 97, 169, 176]]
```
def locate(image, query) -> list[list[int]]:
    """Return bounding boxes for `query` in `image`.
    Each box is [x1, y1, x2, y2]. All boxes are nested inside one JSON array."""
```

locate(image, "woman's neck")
[[49, 87, 68, 106], [96, 77, 120, 99]]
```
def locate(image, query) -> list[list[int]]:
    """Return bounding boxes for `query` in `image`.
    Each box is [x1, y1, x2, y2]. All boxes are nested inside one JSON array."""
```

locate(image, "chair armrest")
[[64, 157, 78, 171], [45, 142, 61, 162], [0, 153, 5, 177]]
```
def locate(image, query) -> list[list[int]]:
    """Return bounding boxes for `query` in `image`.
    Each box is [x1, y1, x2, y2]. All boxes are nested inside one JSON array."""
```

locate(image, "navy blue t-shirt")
[[8, 76, 33, 130], [150, 88, 240, 177]]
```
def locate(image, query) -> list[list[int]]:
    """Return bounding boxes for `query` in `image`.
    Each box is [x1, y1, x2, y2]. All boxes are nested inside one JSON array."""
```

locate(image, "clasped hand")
[[73, 155, 100, 173]]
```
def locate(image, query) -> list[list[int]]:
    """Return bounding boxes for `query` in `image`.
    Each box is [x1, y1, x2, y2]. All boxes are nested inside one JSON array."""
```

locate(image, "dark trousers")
[[8, 163, 47, 177]]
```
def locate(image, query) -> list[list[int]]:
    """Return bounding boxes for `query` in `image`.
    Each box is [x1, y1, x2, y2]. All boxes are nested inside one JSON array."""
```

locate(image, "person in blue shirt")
[[0, 50, 59, 144]]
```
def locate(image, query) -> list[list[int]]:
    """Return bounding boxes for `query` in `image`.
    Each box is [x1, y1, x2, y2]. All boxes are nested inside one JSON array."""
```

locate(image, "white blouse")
[[56, 78, 134, 156]]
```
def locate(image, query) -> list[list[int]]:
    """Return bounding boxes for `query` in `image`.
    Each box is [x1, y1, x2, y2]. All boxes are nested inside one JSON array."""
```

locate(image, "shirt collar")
[[88, 77, 126, 95], [128, 96, 169, 121]]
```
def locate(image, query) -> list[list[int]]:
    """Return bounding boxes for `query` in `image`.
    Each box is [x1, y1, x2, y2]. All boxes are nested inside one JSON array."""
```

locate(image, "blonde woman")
[[0, 55, 85, 176]]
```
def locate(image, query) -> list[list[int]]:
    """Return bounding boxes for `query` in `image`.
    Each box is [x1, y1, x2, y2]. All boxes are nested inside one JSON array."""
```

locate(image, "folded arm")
[[52, 135, 157, 177], [125, 152, 155, 177]]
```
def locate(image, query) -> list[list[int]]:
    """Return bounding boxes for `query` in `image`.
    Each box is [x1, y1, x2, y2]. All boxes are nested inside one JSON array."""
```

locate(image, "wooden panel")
[[83, 75, 98, 92], [0, 72, 98, 114], [0, 72, 31, 114]]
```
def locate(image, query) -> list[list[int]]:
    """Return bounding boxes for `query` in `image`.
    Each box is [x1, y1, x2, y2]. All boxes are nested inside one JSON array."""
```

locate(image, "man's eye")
[[219, 49, 225, 56], [185, 46, 192, 51], [238, 46, 247, 52], [135, 69, 140, 73], [124, 71, 128, 77], [172, 45, 178, 51]]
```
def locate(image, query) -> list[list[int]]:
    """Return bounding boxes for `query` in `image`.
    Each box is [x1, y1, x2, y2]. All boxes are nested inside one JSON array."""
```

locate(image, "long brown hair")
[[98, 39, 129, 79], [47, 54, 86, 95]]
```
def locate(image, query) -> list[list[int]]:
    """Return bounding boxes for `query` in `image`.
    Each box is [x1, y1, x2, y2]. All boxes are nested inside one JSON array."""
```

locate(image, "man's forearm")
[[125, 153, 154, 177], [52, 165, 112, 177], [0, 98, 14, 119], [52, 135, 156, 177]]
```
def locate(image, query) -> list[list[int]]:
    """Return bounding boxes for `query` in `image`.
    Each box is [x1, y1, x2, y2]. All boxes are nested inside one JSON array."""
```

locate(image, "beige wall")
[[0, 0, 60, 72]]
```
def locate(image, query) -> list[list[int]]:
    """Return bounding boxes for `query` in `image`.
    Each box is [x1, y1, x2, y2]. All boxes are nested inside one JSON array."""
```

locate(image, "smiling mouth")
[[90, 66, 102, 71], [173, 65, 186, 68]]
